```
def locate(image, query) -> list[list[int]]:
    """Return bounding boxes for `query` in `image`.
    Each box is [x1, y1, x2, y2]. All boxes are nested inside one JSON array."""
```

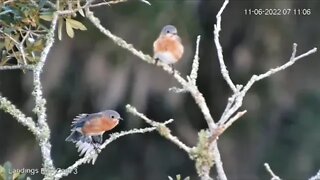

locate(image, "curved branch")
[[54, 123, 171, 179], [0, 96, 39, 136], [264, 163, 281, 180], [85, 7, 216, 132], [32, 12, 59, 177], [213, 0, 237, 92], [126, 104, 191, 153]]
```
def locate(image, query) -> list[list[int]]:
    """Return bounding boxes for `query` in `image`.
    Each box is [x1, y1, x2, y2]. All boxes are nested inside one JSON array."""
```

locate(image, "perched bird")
[[66, 110, 122, 164], [153, 25, 184, 72]]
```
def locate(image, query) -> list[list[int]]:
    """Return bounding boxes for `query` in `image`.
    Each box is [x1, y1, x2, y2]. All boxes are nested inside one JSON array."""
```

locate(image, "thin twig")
[[85, 7, 216, 132], [169, 87, 188, 93], [18, 30, 30, 65], [242, 44, 317, 93], [126, 104, 162, 127], [264, 163, 282, 180], [90, 0, 151, 7], [219, 44, 317, 127], [1, 32, 28, 65], [126, 104, 191, 153], [0, 96, 39, 136], [211, 110, 246, 143], [90, 0, 127, 7], [140, 0, 151, 6], [58, 1, 91, 15], [55, 125, 171, 179], [220, 110, 247, 128], [3, 0, 15, 5], [0, 65, 34, 71], [213, 0, 237, 93], [189, 35, 201, 85]]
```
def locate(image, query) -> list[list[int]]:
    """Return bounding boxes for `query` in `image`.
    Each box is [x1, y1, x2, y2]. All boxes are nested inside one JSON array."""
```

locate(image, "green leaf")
[[0, 42, 5, 50], [65, 20, 74, 38], [13, 172, 20, 179], [4, 162, 13, 180], [5, 37, 13, 51], [0, 165, 5, 179], [39, 11, 53, 21], [28, 39, 44, 52], [4, 35, 19, 51], [39, 14, 53, 21], [3, 27, 14, 34], [39, 0, 49, 8], [0, 9, 13, 16], [58, 18, 63, 40], [66, 18, 87, 30], [34, 39, 43, 47], [176, 174, 181, 180]]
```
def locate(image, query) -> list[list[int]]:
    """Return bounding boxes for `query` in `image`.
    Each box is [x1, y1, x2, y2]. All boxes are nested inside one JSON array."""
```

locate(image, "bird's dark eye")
[[111, 115, 115, 118], [166, 30, 170, 33]]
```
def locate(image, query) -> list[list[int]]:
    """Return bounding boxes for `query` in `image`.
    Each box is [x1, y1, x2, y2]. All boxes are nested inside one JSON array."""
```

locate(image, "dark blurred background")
[[1, 0, 320, 179]]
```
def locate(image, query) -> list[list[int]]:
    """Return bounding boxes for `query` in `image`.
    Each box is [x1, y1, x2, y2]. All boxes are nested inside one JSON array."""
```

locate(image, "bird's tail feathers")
[[76, 141, 100, 165], [65, 131, 82, 143]]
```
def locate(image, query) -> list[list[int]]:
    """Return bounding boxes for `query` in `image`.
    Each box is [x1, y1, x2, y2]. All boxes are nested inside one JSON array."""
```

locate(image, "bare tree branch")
[[217, 44, 317, 130], [90, 0, 151, 7], [32, 12, 59, 178], [264, 163, 282, 180], [0, 65, 34, 71], [213, 0, 237, 93], [1, 0, 318, 180], [85, 7, 217, 132], [90, 0, 128, 7], [189, 35, 201, 85], [55, 123, 172, 179], [212, 143, 227, 180], [126, 104, 191, 153], [309, 169, 320, 180], [212, 0, 317, 179], [0, 96, 39, 136], [242, 45, 317, 93]]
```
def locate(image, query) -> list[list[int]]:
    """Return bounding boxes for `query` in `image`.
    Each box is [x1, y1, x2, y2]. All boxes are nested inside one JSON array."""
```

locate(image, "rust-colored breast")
[[82, 117, 119, 136], [153, 35, 184, 61]]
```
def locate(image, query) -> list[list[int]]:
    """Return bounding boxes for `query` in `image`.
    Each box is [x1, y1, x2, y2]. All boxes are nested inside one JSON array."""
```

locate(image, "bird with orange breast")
[[66, 110, 123, 164], [153, 25, 184, 72]]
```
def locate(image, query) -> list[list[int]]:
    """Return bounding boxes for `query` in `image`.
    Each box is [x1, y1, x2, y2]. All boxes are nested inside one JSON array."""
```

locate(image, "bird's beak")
[[119, 117, 124, 121]]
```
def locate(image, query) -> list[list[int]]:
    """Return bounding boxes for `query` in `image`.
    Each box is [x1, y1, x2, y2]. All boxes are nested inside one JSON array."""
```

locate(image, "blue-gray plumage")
[[66, 110, 122, 144], [153, 25, 184, 68], [160, 25, 178, 36]]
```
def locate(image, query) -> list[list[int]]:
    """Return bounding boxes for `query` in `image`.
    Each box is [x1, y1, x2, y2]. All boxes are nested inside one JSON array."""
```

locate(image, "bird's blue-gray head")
[[160, 25, 178, 36], [102, 110, 123, 120]]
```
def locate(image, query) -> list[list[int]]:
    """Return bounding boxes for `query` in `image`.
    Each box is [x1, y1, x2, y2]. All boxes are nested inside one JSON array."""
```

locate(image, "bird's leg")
[[154, 57, 159, 65], [171, 64, 175, 74], [91, 141, 101, 154]]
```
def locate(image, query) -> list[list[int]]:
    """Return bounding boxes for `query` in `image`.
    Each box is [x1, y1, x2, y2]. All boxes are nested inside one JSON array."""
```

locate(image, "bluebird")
[[153, 25, 184, 72], [66, 110, 123, 164]]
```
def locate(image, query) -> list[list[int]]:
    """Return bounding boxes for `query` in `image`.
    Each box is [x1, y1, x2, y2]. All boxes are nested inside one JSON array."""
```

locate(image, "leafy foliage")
[[0, 1, 50, 66], [0, 0, 87, 67], [0, 162, 30, 180]]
